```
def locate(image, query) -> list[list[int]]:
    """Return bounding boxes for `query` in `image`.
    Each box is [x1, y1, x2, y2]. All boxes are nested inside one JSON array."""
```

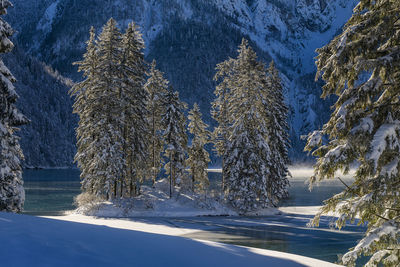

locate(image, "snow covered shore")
[[75, 178, 280, 218], [0, 212, 341, 267]]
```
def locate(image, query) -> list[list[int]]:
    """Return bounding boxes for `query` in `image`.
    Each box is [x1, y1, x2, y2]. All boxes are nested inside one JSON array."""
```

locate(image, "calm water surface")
[[23, 169, 81, 216]]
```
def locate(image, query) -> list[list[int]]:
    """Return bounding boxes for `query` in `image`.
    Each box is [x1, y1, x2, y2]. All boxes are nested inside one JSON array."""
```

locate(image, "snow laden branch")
[[306, 0, 400, 265], [0, 0, 28, 212]]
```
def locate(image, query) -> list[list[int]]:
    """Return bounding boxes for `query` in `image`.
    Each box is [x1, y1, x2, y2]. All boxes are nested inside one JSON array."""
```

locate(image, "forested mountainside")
[[4, 46, 77, 167], [6, 0, 357, 166]]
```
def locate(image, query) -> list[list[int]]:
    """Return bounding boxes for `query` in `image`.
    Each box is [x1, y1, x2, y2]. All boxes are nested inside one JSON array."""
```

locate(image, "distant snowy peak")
[[214, 0, 357, 75]]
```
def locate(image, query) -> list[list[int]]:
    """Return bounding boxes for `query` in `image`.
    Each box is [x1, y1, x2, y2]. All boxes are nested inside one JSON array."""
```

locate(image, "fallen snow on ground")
[[75, 178, 280, 217], [0, 212, 341, 267]]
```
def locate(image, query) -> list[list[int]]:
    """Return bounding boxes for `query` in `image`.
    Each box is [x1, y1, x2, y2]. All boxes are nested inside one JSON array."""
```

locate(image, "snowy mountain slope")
[[6, 0, 357, 165]]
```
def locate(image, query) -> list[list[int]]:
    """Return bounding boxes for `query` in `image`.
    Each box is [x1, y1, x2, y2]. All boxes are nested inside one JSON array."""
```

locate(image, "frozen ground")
[[0, 211, 343, 267]]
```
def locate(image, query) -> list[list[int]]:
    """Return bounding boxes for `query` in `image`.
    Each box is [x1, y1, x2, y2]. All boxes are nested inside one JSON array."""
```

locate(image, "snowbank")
[[0, 212, 341, 267], [75, 178, 280, 217]]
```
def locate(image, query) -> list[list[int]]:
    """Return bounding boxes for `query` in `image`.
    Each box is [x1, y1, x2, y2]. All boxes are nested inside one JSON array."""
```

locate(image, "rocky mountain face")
[[6, 0, 357, 166]]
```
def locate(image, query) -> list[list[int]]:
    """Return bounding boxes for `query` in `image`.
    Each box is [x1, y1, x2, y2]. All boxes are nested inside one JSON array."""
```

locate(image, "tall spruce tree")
[[145, 60, 169, 186], [212, 57, 235, 194], [70, 27, 99, 194], [89, 18, 125, 199], [162, 89, 188, 197], [120, 22, 149, 196], [214, 39, 289, 212], [187, 103, 210, 192], [0, 0, 28, 212], [266, 61, 290, 206], [225, 39, 272, 212], [305, 1, 400, 266]]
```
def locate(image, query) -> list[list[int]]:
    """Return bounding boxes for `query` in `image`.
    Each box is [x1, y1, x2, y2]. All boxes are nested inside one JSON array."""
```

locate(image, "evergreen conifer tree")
[[0, 0, 28, 212], [120, 22, 149, 196], [162, 89, 188, 197], [90, 18, 125, 199], [305, 1, 400, 265], [70, 27, 99, 194], [214, 39, 289, 212], [266, 61, 290, 205], [212, 57, 234, 194], [224, 39, 273, 212], [145, 60, 169, 186], [72, 19, 125, 199], [187, 103, 210, 192]]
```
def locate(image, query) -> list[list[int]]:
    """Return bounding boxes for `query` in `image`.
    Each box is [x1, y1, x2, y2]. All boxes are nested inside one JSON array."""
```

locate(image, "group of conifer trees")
[[70, 19, 204, 199], [70, 19, 290, 212]]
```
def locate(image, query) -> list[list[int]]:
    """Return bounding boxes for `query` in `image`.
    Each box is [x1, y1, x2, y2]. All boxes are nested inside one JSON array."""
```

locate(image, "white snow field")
[[0, 212, 341, 267]]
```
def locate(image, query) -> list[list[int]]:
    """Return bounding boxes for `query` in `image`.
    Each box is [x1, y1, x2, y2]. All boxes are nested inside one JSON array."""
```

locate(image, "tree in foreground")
[[305, 1, 400, 265], [162, 89, 188, 197], [187, 103, 210, 192], [145, 60, 169, 186], [214, 39, 289, 212], [0, 0, 28, 212]]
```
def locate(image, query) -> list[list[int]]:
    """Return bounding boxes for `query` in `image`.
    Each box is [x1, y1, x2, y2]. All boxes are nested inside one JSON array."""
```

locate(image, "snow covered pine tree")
[[214, 39, 289, 213], [187, 103, 211, 192], [266, 61, 290, 206], [162, 89, 188, 197], [72, 19, 125, 199], [120, 22, 149, 197], [305, 1, 400, 266], [0, 0, 28, 212], [145, 60, 169, 186], [70, 27, 99, 195], [212, 57, 234, 194]]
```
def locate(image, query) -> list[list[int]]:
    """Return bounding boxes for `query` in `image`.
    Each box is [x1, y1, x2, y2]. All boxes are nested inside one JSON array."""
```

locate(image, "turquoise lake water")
[[22, 169, 347, 215]]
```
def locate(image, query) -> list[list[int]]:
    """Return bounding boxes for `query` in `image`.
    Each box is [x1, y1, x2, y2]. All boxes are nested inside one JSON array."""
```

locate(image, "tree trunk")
[[129, 179, 133, 197], [152, 107, 156, 187], [114, 180, 117, 199], [169, 151, 172, 198], [192, 172, 195, 192]]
